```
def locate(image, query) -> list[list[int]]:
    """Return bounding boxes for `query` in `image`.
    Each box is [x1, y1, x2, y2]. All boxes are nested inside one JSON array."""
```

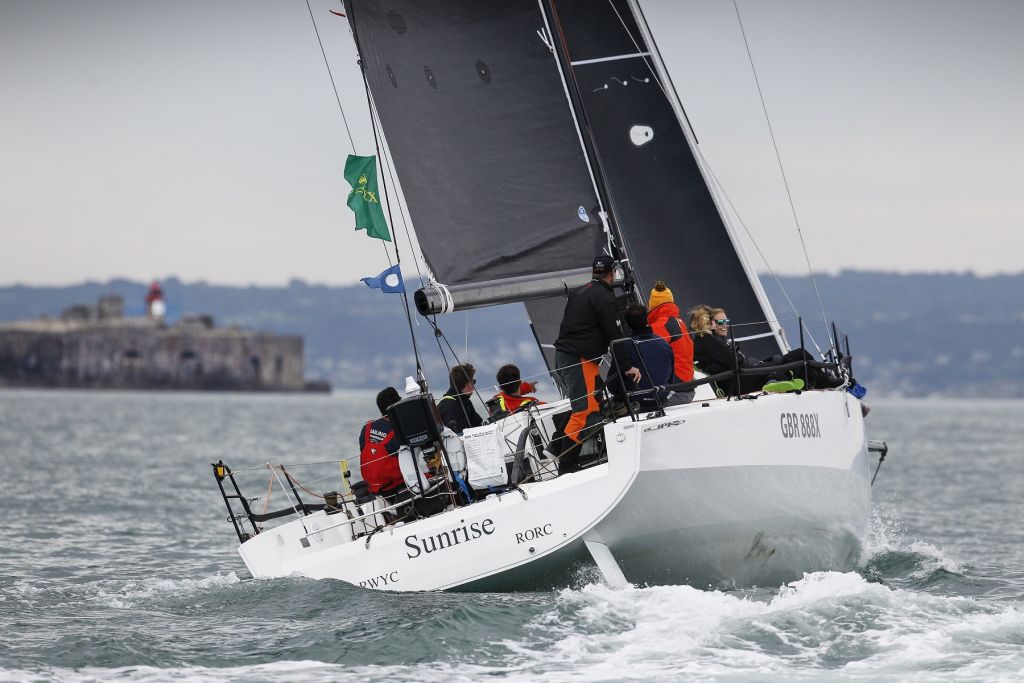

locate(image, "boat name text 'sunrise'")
[[404, 518, 495, 558]]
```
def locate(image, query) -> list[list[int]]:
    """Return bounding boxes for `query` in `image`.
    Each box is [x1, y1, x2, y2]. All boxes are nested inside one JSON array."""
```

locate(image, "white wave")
[[905, 540, 966, 577], [95, 572, 241, 609], [4, 573, 1020, 681], [862, 505, 967, 578], [3, 580, 1022, 683], [861, 504, 907, 558], [0, 661, 518, 683], [499, 572, 1024, 680], [4, 572, 242, 611]]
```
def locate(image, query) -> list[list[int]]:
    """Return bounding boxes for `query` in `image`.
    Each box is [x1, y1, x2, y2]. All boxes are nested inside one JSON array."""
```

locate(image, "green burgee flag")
[[344, 154, 391, 242]]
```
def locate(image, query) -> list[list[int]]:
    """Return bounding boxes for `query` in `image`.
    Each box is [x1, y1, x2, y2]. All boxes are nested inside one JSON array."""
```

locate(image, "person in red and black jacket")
[[487, 363, 545, 415], [359, 387, 405, 496]]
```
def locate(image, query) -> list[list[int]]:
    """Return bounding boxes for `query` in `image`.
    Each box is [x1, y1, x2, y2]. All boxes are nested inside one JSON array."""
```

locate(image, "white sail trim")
[[734, 331, 777, 342], [571, 51, 650, 66]]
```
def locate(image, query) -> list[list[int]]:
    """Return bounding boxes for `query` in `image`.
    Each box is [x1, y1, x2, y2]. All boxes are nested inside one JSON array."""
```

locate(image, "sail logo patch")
[[578, 206, 590, 223], [780, 412, 821, 439], [630, 125, 654, 147]]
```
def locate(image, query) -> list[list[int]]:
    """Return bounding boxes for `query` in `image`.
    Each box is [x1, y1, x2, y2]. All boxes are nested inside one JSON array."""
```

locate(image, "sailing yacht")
[[213, 0, 884, 591]]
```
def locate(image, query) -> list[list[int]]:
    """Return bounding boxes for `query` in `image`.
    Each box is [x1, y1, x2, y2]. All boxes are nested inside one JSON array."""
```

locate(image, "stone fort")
[[0, 291, 307, 391]]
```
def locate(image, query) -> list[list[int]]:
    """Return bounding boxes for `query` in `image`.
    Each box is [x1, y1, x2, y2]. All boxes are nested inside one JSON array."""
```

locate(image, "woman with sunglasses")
[[691, 306, 841, 395], [690, 306, 761, 395]]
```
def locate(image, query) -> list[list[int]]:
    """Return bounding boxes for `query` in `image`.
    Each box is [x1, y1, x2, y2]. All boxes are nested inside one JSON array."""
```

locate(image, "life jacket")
[[648, 302, 694, 382], [359, 420, 403, 494], [495, 392, 538, 413]]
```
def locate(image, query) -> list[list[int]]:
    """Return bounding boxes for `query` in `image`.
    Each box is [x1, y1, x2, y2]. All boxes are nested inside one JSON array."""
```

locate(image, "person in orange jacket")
[[647, 280, 695, 404]]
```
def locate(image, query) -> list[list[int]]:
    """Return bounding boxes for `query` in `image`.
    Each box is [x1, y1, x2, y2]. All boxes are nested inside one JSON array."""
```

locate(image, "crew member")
[[647, 280, 695, 404], [550, 255, 639, 473], [607, 304, 677, 409], [437, 364, 483, 434], [359, 387, 405, 497], [487, 363, 544, 415]]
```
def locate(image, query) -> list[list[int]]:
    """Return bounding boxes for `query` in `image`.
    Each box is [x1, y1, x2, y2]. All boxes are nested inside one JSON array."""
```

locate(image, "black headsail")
[[542, 0, 784, 357], [345, 0, 609, 327]]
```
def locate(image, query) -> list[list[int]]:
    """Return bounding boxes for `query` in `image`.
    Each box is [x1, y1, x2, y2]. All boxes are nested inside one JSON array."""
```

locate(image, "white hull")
[[598, 389, 871, 587], [237, 389, 871, 591]]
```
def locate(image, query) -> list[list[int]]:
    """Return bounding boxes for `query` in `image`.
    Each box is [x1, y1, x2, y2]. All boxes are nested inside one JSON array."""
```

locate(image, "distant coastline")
[[0, 290, 328, 393], [1, 272, 1021, 398]]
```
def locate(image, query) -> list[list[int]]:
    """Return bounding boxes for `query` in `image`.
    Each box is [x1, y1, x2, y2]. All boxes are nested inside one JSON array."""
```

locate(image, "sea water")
[[0, 391, 1021, 681]]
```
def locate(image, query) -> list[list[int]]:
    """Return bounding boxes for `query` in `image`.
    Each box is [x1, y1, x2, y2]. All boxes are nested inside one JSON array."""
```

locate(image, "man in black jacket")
[[550, 255, 640, 473], [437, 363, 483, 435]]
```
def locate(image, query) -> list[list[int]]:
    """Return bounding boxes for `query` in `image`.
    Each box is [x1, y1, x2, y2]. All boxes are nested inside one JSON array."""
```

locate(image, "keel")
[[584, 538, 629, 589]]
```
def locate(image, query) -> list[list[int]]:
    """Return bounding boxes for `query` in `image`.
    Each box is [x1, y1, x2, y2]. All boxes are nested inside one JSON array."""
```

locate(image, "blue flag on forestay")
[[361, 263, 405, 293]]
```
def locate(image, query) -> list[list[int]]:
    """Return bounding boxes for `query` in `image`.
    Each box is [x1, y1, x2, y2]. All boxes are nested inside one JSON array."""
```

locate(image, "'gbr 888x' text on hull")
[[594, 390, 871, 589]]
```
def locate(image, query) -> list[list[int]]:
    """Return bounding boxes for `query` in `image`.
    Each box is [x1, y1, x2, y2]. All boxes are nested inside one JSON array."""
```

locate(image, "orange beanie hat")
[[648, 280, 674, 310]]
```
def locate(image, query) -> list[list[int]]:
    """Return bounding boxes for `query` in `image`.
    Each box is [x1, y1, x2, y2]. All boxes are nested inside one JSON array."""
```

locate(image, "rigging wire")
[[428, 314, 477, 430], [606, 0, 831, 356], [368, 96, 427, 287], [426, 315, 499, 428], [346, 3, 470, 394], [731, 0, 831, 350], [343, 0, 427, 386], [370, 115, 426, 387], [303, 0, 357, 154], [700, 158, 824, 354]]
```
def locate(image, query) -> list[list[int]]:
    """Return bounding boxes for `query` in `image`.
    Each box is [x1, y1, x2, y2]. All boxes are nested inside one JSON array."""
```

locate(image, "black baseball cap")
[[592, 254, 615, 273]]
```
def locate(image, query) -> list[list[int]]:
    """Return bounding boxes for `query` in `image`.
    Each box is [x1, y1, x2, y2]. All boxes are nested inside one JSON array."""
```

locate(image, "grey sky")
[[1, 0, 1021, 287]]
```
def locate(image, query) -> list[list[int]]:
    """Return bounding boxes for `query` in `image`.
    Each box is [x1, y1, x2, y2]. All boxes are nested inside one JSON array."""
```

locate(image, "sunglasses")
[[714, 318, 730, 325]]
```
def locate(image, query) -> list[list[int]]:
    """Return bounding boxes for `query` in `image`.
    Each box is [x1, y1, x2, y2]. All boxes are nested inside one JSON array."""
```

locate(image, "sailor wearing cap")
[[548, 255, 640, 473]]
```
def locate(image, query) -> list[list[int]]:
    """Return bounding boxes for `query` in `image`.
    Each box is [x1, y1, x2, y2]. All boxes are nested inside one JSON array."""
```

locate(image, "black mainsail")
[[345, 1, 605, 295]]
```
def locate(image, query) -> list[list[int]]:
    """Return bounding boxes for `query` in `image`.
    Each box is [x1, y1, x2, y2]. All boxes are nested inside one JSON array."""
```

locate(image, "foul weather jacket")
[[554, 278, 630, 369], [437, 385, 483, 435], [606, 329, 675, 407], [358, 416, 403, 494], [648, 302, 695, 382], [693, 332, 739, 376]]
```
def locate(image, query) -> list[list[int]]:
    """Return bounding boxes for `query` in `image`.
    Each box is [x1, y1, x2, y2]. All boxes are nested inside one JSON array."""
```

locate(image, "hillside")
[[1, 272, 1021, 397]]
